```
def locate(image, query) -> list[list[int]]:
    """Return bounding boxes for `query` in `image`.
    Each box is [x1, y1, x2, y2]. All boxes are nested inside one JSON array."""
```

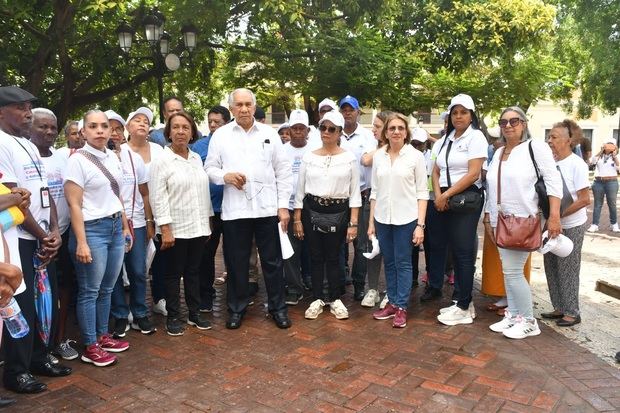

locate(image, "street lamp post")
[[115, 8, 198, 123]]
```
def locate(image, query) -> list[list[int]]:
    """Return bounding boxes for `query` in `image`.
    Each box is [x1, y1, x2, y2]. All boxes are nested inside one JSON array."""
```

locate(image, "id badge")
[[40, 187, 50, 208]]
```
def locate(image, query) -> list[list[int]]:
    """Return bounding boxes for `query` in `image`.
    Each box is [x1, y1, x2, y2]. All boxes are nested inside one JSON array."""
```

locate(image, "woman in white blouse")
[[544, 120, 591, 327], [432, 94, 487, 327], [149, 111, 213, 336], [588, 138, 619, 233], [367, 113, 428, 328], [293, 111, 361, 320], [484, 106, 562, 339]]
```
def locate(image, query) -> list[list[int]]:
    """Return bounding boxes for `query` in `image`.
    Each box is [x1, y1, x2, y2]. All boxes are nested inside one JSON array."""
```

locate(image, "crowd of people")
[[0, 83, 615, 407]]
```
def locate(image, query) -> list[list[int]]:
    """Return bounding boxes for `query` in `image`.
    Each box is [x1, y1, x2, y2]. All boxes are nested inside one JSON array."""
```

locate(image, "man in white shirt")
[[0, 87, 71, 395], [205, 88, 293, 330], [339, 95, 376, 301]]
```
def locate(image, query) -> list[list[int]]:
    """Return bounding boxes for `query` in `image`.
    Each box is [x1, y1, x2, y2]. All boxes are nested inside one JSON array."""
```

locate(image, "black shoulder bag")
[[444, 140, 484, 213], [528, 141, 573, 219]]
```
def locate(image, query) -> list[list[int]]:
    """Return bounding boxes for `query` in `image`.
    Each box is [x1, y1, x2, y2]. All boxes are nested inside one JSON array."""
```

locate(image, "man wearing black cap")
[[0, 86, 71, 395]]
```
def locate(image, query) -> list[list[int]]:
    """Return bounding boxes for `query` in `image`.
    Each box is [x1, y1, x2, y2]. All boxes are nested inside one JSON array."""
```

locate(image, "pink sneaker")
[[81, 343, 117, 367], [393, 308, 407, 328], [373, 303, 397, 320], [98, 334, 129, 353], [447, 272, 455, 285]]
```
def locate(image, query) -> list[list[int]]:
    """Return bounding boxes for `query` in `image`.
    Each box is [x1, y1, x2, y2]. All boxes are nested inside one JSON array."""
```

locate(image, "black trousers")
[[199, 213, 223, 307], [157, 236, 206, 319], [302, 199, 349, 302], [222, 216, 286, 315], [283, 210, 305, 295], [3, 238, 55, 383]]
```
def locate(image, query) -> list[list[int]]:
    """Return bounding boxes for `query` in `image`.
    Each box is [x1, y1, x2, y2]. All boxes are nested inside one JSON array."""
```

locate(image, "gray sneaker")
[[55, 339, 79, 361]]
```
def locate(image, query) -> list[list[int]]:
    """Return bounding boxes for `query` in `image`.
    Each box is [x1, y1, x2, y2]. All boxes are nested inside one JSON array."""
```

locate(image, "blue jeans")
[[70, 215, 125, 346], [498, 248, 533, 319], [375, 220, 416, 309], [111, 226, 148, 319], [592, 178, 618, 225]]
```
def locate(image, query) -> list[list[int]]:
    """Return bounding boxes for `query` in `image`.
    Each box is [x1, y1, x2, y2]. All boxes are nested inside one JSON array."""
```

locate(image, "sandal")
[[486, 303, 508, 312]]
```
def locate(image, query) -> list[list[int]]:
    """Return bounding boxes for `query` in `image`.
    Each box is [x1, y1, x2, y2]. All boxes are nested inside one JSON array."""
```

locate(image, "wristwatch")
[[417, 223, 426, 229], [348, 222, 358, 227]]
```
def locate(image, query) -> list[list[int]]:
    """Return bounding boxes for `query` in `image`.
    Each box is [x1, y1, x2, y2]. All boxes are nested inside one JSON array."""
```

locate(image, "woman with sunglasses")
[[432, 94, 487, 326], [484, 106, 562, 339], [368, 113, 428, 328], [588, 137, 619, 233], [293, 111, 361, 320]]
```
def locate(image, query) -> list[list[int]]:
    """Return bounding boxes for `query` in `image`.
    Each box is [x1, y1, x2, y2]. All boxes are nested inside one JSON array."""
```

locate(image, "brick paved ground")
[[6, 257, 620, 413]]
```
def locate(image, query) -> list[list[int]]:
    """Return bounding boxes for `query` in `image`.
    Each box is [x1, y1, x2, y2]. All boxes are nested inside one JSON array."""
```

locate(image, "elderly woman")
[[588, 138, 619, 233], [149, 111, 213, 336], [293, 111, 361, 320], [432, 94, 487, 326], [105, 110, 157, 338], [368, 113, 428, 328], [64, 110, 132, 366], [484, 106, 562, 339], [543, 120, 591, 326]]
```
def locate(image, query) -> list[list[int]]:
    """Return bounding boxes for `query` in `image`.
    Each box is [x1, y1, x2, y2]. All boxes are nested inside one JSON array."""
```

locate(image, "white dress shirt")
[[485, 140, 563, 227], [370, 145, 429, 225], [149, 146, 213, 238], [117, 146, 148, 229], [340, 124, 376, 191], [434, 126, 488, 188], [205, 120, 293, 221], [294, 151, 362, 208]]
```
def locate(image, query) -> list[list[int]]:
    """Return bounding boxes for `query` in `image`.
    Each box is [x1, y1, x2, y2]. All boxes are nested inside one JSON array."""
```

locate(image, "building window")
[[582, 129, 593, 143], [613, 129, 619, 141]]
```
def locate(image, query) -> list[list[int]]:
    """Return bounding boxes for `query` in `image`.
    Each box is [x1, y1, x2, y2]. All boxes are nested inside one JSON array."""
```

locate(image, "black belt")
[[595, 176, 618, 182], [85, 211, 121, 224], [307, 195, 348, 206], [361, 188, 371, 199]]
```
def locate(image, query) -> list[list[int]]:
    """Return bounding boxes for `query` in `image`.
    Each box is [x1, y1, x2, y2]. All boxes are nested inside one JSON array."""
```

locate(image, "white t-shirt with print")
[[434, 126, 488, 188], [557, 154, 589, 229], [283, 143, 310, 210], [41, 152, 70, 235]]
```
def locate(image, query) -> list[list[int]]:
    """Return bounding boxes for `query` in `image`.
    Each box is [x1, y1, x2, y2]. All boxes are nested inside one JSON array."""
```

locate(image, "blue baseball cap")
[[339, 95, 360, 110]]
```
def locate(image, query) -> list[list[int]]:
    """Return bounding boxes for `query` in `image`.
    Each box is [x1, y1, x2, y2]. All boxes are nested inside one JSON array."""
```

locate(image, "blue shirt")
[[149, 128, 167, 147], [191, 134, 223, 212]]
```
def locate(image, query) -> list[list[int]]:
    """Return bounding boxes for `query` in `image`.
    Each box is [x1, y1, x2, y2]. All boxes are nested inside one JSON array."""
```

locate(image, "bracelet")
[[294, 220, 301, 224], [483, 220, 490, 224], [348, 222, 358, 227], [146, 219, 155, 224]]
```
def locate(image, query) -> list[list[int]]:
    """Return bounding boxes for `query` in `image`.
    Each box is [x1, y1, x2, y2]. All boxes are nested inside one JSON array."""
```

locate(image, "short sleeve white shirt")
[[434, 126, 488, 188], [0, 132, 51, 240], [63, 143, 124, 221], [118, 147, 148, 228], [41, 152, 70, 235], [557, 154, 589, 229], [123, 142, 164, 179], [590, 153, 619, 177], [283, 143, 311, 210], [340, 124, 376, 191]]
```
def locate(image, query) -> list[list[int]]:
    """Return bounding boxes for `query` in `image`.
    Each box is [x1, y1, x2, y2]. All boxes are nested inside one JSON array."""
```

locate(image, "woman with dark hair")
[[368, 113, 428, 328], [432, 94, 488, 326], [149, 111, 213, 336], [484, 106, 562, 339], [588, 136, 619, 233], [543, 120, 590, 326]]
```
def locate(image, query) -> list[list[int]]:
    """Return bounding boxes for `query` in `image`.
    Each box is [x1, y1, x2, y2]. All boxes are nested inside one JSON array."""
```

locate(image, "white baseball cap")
[[289, 109, 309, 127], [439, 111, 449, 122], [318, 98, 337, 112], [277, 123, 290, 133], [447, 93, 476, 113], [319, 111, 344, 128], [411, 127, 428, 143], [126, 107, 153, 125], [604, 138, 617, 145], [104, 110, 126, 127], [77, 119, 83, 131]]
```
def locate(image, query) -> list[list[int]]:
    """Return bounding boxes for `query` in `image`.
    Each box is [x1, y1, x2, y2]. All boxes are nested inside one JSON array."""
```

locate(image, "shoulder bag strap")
[[444, 140, 454, 188], [496, 147, 505, 207], [77, 150, 121, 198], [528, 140, 541, 180], [127, 150, 137, 219]]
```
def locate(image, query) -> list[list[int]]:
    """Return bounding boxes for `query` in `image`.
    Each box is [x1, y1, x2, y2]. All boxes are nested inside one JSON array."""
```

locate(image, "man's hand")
[[223, 172, 247, 190], [278, 208, 290, 232], [11, 187, 31, 213]]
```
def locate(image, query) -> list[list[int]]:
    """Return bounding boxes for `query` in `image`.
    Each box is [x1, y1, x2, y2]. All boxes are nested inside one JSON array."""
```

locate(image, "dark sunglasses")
[[319, 125, 338, 133], [498, 117, 523, 128]]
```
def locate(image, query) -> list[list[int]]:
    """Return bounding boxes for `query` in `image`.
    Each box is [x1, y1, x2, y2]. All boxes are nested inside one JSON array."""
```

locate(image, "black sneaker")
[[285, 292, 303, 306], [420, 287, 442, 302], [187, 313, 212, 330], [113, 318, 129, 338], [166, 318, 185, 336], [131, 316, 157, 335]]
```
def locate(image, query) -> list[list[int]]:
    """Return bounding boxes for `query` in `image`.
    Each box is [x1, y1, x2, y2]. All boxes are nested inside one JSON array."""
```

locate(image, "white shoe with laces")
[[153, 299, 168, 316], [305, 299, 325, 319], [439, 301, 458, 314], [330, 299, 349, 320], [379, 294, 389, 310], [489, 311, 515, 333], [440, 301, 476, 318], [437, 305, 473, 326], [502, 317, 541, 339], [587, 224, 599, 232], [361, 289, 380, 307], [612, 223, 620, 232]]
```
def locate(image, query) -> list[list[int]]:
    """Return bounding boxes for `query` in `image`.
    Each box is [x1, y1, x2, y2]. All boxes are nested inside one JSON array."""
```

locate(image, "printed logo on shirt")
[[23, 160, 46, 181], [46, 170, 64, 201]]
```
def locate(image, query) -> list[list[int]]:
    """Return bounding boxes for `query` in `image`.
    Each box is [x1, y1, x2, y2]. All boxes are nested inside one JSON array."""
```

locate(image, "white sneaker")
[[587, 224, 599, 232], [469, 302, 476, 319], [127, 312, 134, 324], [305, 299, 325, 319], [612, 223, 620, 232], [489, 311, 515, 333], [502, 317, 541, 339], [439, 301, 458, 314], [437, 305, 473, 326], [153, 299, 168, 316], [330, 299, 349, 319], [379, 294, 389, 310], [361, 289, 380, 307]]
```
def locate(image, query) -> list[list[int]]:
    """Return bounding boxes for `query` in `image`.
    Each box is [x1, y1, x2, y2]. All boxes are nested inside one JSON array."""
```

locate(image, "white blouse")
[[590, 153, 619, 178], [294, 151, 362, 208], [434, 126, 488, 188], [370, 145, 429, 225], [149, 147, 213, 239]]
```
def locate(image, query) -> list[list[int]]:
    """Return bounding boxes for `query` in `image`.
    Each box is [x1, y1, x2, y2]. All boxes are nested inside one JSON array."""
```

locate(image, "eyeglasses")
[[319, 108, 333, 114], [319, 125, 338, 133], [387, 125, 406, 132], [498, 118, 524, 128]]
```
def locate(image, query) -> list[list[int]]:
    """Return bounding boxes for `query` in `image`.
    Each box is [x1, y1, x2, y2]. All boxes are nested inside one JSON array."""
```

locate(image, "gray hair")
[[32, 108, 57, 121], [228, 88, 257, 106], [64, 120, 78, 136], [499, 106, 531, 142]]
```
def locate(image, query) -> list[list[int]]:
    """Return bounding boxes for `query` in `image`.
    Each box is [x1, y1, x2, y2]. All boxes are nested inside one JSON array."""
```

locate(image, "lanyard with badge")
[[12, 137, 50, 208]]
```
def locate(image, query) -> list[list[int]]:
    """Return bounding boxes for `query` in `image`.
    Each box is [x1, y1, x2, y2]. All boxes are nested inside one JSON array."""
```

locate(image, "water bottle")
[[124, 234, 132, 253], [0, 298, 29, 338]]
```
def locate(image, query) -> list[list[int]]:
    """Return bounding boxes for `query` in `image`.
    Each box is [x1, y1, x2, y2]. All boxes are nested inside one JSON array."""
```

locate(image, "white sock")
[[494, 297, 508, 307]]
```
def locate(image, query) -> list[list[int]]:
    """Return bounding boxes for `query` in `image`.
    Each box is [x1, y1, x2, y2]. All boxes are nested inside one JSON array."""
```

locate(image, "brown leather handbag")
[[495, 150, 542, 252]]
